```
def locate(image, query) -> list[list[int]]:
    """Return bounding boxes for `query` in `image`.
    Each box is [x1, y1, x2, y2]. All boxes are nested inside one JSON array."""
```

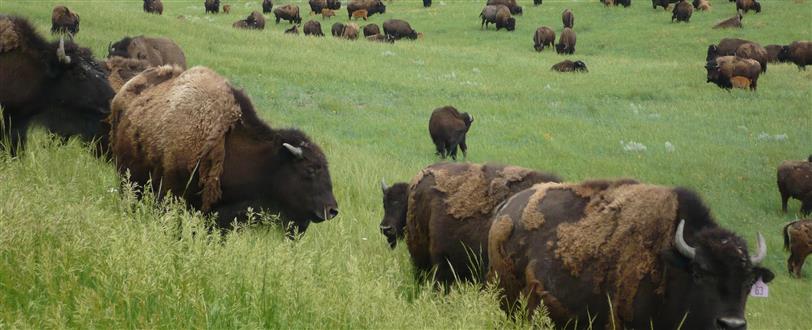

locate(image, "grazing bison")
[[551, 60, 588, 72], [778, 41, 812, 70], [363, 23, 380, 37], [51, 6, 80, 35], [351, 9, 368, 20], [616, 0, 631, 7], [672, 0, 693, 22], [303, 20, 324, 36], [322, 9, 336, 19], [223, 5, 231, 14], [533, 27, 555, 52], [331, 22, 345, 36], [379, 163, 561, 284], [346, 0, 386, 20], [232, 20, 249, 29], [765, 44, 784, 63], [309, 0, 341, 14], [784, 219, 812, 277], [555, 27, 576, 54], [383, 19, 419, 40], [487, 0, 523, 15], [341, 23, 360, 40], [488, 180, 774, 329], [561, 9, 574, 29], [204, 0, 220, 13], [274, 4, 302, 24], [694, 0, 711, 10], [109, 66, 339, 235], [428, 106, 473, 160], [103, 57, 150, 93], [706, 56, 761, 90], [706, 38, 752, 61], [713, 13, 743, 29], [263, 0, 274, 13], [366, 33, 394, 43], [736, 42, 768, 73], [0, 16, 114, 156], [144, 0, 164, 15], [730, 76, 751, 89], [284, 25, 299, 34], [534, 0, 542, 5], [108, 36, 187, 69], [736, 0, 761, 13], [480, 5, 515, 31], [653, 0, 679, 10], [777, 156, 812, 215]]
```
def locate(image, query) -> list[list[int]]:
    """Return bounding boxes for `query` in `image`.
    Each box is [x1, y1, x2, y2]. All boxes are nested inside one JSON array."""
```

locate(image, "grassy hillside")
[[1, 0, 810, 328]]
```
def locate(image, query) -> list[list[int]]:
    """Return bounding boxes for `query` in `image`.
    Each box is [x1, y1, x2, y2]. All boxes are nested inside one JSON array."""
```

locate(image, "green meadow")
[[1, 0, 810, 328]]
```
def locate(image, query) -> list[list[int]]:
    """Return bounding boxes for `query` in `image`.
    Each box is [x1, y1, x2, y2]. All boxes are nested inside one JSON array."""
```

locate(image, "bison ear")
[[753, 266, 775, 283]]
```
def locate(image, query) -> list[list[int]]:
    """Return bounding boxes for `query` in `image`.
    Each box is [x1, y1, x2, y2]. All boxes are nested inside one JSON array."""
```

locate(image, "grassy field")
[[1, 0, 811, 328]]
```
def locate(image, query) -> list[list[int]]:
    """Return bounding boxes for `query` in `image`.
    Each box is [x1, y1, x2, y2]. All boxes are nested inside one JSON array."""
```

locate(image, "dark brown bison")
[[533, 26, 555, 52], [487, 0, 523, 15], [274, 4, 302, 24], [551, 60, 588, 72], [331, 22, 345, 36], [424, 0, 432, 7], [263, 0, 274, 13], [480, 5, 515, 31], [341, 23, 359, 40], [777, 156, 812, 215], [616, 0, 631, 7], [383, 19, 418, 40], [109, 66, 339, 235], [144, 0, 164, 15], [555, 27, 576, 54], [765, 44, 784, 63], [379, 163, 561, 284], [0, 16, 114, 156], [672, 0, 693, 22], [488, 180, 774, 329], [103, 57, 150, 93], [51, 6, 80, 35], [713, 13, 743, 29], [706, 38, 752, 61], [309, 0, 342, 14], [346, 0, 386, 20], [366, 33, 394, 43], [736, 0, 761, 13], [735, 42, 768, 72], [778, 41, 812, 70], [653, 0, 679, 10], [706, 56, 761, 90], [429, 106, 473, 160], [205, 0, 220, 13], [108, 36, 187, 69], [303, 20, 324, 36], [363, 23, 380, 37], [784, 219, 812, 277], [561, 9, 573, 28], [285, 25, 299, 34]]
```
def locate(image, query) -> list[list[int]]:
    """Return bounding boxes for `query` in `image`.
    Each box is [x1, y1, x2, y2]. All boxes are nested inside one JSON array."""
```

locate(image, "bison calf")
[[223, 5, 231, 14], [706, 56, 761, 90], [551, 60, 588, 72], [428, 106, 473, 160], [730, 76, 751, 89], [784, 219, 812, 277], [51, 6, 80, 35], [555, 27, 576, 54], [533, 27, 555, 52], [322, 9, 335, 19], [777, 156, 812, 215], [778, 41, 812, 70], [351, 9, 368, 20]]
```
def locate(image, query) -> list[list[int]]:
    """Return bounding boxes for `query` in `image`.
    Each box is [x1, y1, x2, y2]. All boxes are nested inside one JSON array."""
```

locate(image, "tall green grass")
[[1, 0, 811, 328]]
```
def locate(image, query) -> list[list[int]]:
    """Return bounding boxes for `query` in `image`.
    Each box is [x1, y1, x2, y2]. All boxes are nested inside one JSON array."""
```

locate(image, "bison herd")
[[1, 0, 811, 328]]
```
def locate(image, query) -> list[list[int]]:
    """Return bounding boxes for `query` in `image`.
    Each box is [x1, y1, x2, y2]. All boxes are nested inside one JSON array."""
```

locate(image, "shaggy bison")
[[487, 0, 523, 15], [736, 0, 761, 13], [274, 4, 302, 24], [672, 0, 693, 22], [713, 13, 743, 29], [51, 6, 80, 35], [144, 0, 164, 15], [103, 57, 150, 93], [263, 0, 274, 13], [341, 23, 360, 40], [653, 0, 679, 10], [784, 219, 812, 277], [561, 9, 573, 29], [533, 27, 555, 52], [0, 16, 114, 156], [555, 27, 576, 54], [778, 41, 812, 70], [707, 38, 752, 61], [309, 0, 341, 14], [363, 23, 380, 37], [735, 42, 769, 73], [488, 180, 774, 329], [108, 36, 187, 69], [383, 19, 419, 40], [480, 5, 515, 31], [694, 0, 710, 10], [303, 20, 324, 36], [706, 56, 761, 90], [331, 22, 345, 37], [551, 60, 588, 72], [204, 0, 220, 14], [109, 66, 339, 235], [777, 156, 812, 215], [346, 0, 386, 20], [428, 106, 473, 160], [379, 163, 561, 284]]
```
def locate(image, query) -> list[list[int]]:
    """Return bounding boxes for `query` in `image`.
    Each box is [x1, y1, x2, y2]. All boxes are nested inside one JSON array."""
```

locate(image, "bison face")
[[371, 3, 386, 15], [505, 17, 516, 31], [511, 6, 523, 15], [462, 112, 474, 128], [706, 45, 719, 62], [108, 37, 133, 58], [574, 60, 588, 72], [753, 1, 761, 13], [776, 45, 791, 62], [273, 141, 339, 229], [379, 181, 408, 249]]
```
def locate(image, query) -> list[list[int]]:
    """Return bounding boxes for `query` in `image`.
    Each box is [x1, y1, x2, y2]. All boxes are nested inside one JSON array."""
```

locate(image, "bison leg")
[[434, 141, 446, 158], [801, 199, 812, 216], [275, 16, 281, 24], [779, 185, 790, 212], [460, 138, 468, 159], [449, 144, 459, 161], [1, 113, 32, 157]]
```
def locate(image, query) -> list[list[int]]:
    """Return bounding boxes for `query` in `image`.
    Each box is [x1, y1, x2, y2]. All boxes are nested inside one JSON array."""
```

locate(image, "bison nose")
[[327, 207, 339, 219], [716, 317, 746, 330]]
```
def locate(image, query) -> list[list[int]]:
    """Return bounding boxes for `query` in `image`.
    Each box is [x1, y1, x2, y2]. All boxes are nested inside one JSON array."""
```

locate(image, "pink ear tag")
[[749, 278, 768, 298]]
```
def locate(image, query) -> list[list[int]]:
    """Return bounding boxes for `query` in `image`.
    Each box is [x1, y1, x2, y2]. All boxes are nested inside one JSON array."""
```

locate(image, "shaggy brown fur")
[[108, 36, 187, 69], [363, 23, 380, 37], [730, 76, 751, 89], [551, 60, 588, 72], [480, 5, 515, 31], [562, 9, 574, 28], [487, 0, 523, 15], [351, 9, 368, 20], [713, 14, 743, 29], [274, 4, 302, 24], [736, 42, 768, 72], [51, 6, 80, 35], [736, 0, 761, 13], [223, 5, 231, 14], [303, 20, 324, 36], [672, 0, 693, 22], [143, 0, 164, 15], [346, 0, 386, 20], [341, 23, 359, 40], [765, 44, 783, 63], [321, 8, 335, 19], [696, 0, 711, 10], [784, 219, 812, 277], [779, 41, 812, 70], [706, 55, 761, 90], [533, 26, 555, 52], [428, 106, 473, 160], [103, 57, 150, 92], [777, 158, 812, 215], [555, 27, 576, 54]]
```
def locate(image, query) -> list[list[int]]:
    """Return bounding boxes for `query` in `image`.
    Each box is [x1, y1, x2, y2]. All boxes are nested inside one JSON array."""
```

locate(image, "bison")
[[777, 156, 812, 215], [274, 4, 302, 24], [309, 0, 341, 14], [488, 180, 774, 329], [487, 0, 523, 15], [109, 66, 339, 235], [555, 27, 576, 54], [561, 9, 573, 29], [346, 0, 386, 20], [480, 5, 515, 31], [232, 20, 249, 29], [263, 0, 274, 13], [322, 9, 336, 19], [108, 36, 187, 69], [351, 9, 368, 20], [672, 0, 693, 22], [424, 0, 432, 7], [103, 57, 150, 93], [765, 44, 784, 63], [383, 19, 419, 40], [428, 106, 473, 160], [341, 23, 359, 40], [706, 56, 761, 90], [551, 60, 588, 72], [0, 16, 114, 156], [303, 20, 324, 36], [204, 0, 220, 14], [331, 22, 345, 37], [143, 0, 164, 15], [51, 6, 80, 35], [379, 163, 561, 284], [533, 27, 555, 52], [363, 23, 380, 37], [706, 38, 752, 61], [735, 42, 768, 73], [223, 5, 231, 14], [284, 25, 299, 34], [778, 41, 812, 70], [736, 0, 761, 13], [653, 0, 679, 10], [784, 219, 812, 277], [713, 13, 743, 29]]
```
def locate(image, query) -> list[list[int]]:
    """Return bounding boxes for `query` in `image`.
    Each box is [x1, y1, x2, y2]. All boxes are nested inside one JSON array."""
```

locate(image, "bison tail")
[[783, 221, 794, 251]]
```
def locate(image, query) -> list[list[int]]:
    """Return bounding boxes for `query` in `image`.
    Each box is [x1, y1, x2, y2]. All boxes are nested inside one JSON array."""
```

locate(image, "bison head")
[[462, 113, 474, 129], [664, 220, 774, 330], [370, 1, 386, 15], [752, 1, 761, 13], [379, 179, 408, 248], [327, 0, 341, 10], [706, 44, 719, 62], [108, 36, 133, 58], [573, 60, 588, 72], [504, 17, 516, 31], [777, 45, 791, 62], [511, 5, 523, 15]]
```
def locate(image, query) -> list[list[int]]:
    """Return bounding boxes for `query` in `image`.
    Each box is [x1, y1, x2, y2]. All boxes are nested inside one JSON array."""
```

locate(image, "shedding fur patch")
[[521, 182, 566, 230], [427, 164, 534, 220], [0, 18, 20, 53]]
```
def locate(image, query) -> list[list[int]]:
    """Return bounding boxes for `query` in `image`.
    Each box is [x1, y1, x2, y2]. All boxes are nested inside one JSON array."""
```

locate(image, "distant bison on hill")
[[263, 0, 274, 13], [736, 0, 761, 13], [144, 0, 164, 15], [51, 6, 80, 35], [346, 0, 386, 20], [310, 0, 341, 14], [778, 41, 812, 70], [304, 20, 324, 36], [556, 27, 576, 54], [777, 156, 812, 215], [429, 106, 473, 160], [108, 36, 187, 69], [561, 9, 573, 28], [672, 0, 693, 22]]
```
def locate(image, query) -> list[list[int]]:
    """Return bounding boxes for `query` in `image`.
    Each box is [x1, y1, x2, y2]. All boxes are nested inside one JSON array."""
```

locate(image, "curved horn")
[[750, 232, 767, 265], [57, 37, 71, 64], [380, 179, 388, 192], [282, 143, 303, 159], [675, 219, 696, 260]]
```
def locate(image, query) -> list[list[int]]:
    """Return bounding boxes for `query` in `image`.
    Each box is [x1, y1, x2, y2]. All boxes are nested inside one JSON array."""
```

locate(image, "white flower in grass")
[[382, 50, 395, 57], [620, 140, 647, 152], [665, 142, 675, 152]]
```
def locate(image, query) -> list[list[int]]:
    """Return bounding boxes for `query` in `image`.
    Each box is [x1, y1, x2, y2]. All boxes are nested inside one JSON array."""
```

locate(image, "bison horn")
[[282, 143, 304, 159], [675, 219, 696, 260], [380, 179, 388, 192], [749, 232, 766, 265], [57, 37, 71, 64]]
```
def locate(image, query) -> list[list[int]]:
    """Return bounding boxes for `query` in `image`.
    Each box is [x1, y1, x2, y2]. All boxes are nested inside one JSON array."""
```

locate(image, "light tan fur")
[[351, 9, 368, 20], [0, 18, 20, 53], [321, 8, 335, 19], [730, 76, 751, 89], [104, 57, 151, 93]]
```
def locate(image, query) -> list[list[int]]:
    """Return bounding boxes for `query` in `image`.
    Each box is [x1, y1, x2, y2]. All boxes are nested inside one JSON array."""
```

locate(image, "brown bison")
[[303, 20, 324, 36], [784, 219, 812, 277], [551, 60, 588, 72], [706, 38, 752, 61], [205, 0, 220, 14], [777, 156, 812, 215], [309, 0, 341, 14], [555, 27, 576, 54], [765, 44, 784, 63], [263, 0, 274, 13], [533, 26, 555, 52], [488, 180, 774, 329], [1, 16, 114, 156], [480, 5, 515, 31], [379, 163, 561, 284], [383, 19, 419, 40], [778, 41, 812, 70], [713, 13, 743, 29], [653, 0, 679, 10], [108, 36, 187, 69], [672, 0, 693, 22], [706, 56, 761, 90], [284, 25, 299, 34], [109, 66, 339, 235], [103, 57, 150, 93], [322, 9, 335, 19], [346, 0, 386, 20], [487, 0, 523, 15], [363, 23, 380, 37], [331, 22, 345, 37], [51, 6, 80, 35], [223, 5, 231, 14], [694, 0, 711, 10], [736, 0, 761, 13], [735, 42, 768, 72], [274, 4, 302, 24], [144, 0, 164, 15], [561, 9, 573, 29], [730, 76, 751, 89], [428, 106, 473, 160], [341, 23, 359, 40]]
